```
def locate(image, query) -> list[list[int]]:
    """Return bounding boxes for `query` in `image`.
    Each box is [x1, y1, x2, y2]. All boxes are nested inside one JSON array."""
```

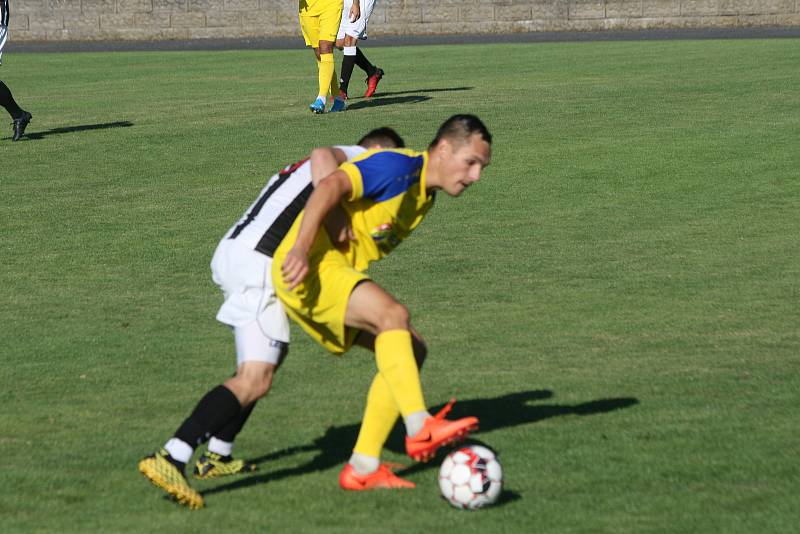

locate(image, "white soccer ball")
[[438, 444, 503, 510]]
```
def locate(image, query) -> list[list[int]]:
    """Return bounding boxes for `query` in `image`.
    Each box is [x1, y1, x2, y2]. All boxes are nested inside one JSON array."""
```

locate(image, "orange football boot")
[[364, 68, 384, 97], [405, 399, 479, 462], [339, 463, 416, 490]]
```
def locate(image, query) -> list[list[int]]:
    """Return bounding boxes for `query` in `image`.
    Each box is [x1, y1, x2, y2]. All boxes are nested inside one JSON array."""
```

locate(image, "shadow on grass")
[[7, 120, 134, 141], [345, 86, 473, 110], [351, 86, 474, 99], [347, 95, 431, 110], [202, 390, 639, 499]]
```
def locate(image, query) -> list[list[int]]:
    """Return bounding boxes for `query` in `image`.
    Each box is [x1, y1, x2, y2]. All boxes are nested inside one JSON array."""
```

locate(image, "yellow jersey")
[[337, 148, 435, 271], [271, 148, 435, 353]]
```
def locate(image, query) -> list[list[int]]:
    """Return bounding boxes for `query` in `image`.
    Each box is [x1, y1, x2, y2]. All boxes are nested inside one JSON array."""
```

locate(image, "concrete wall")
[[8, 0, 800, 42]]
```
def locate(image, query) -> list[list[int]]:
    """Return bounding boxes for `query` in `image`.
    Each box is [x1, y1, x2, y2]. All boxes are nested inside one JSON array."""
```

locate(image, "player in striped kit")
[[1, 0, 33, 141], [336, 0, 384, 100], [138, 127, 405, 510], [0, 0, 8, 66]]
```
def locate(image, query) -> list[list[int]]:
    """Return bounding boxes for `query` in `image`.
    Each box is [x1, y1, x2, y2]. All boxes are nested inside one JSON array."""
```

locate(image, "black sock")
[[340, 54, 357, 95], [355, 48, 375, 76], [214, 401, 257, 444], [0, 81, 24, 119], [174, 385, 242, 449]]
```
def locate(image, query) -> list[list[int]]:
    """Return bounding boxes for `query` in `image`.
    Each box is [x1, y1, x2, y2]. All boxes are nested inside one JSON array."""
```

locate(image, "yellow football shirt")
[[271, 148, 435, 353], [337, 148, 435, 271]]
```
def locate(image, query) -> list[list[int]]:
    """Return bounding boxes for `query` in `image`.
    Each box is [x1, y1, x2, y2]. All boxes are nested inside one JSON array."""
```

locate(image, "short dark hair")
[[358, 127, 405, 149], [428, 114, 492, 150]]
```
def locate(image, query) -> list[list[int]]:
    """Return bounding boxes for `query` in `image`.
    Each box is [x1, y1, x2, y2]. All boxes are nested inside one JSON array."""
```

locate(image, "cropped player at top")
[[336, 0, 385, 100], [1, 0, 33, 141], [299, 0, 349, 113], [275, 114, 492, 490]]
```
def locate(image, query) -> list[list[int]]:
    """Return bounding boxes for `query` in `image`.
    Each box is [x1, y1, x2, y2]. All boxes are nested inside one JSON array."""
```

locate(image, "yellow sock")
[[353, 374, 400, 458], [313, 57, 324, 101], [375, 330, 426, 417], [318, 53, 337, 98]]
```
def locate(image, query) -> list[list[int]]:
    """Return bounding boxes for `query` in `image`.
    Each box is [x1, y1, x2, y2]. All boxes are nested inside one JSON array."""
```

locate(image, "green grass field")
[[2, 37, 799, 533]]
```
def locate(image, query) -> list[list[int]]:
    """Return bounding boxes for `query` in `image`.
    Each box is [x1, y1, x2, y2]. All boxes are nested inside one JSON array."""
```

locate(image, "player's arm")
[[309, 147, 348, 185], [310, 147, 356, 246], [281, 169, 354, 289]]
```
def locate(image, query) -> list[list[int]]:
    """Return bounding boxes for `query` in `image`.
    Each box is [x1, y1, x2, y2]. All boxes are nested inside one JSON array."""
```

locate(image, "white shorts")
[[232, 319, 288, 367], [337, 0, 376, 41], [0, 26, 8, 65], [211, 238, 290, 365]]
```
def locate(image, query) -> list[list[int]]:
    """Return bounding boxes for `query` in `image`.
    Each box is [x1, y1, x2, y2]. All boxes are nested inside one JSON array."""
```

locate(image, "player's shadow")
[[356, 86, 474, 99], [8, 120, 134, 141], [201, 390, 638, 498], [347, 95, 431, 110], [346, 86, 474, 109]]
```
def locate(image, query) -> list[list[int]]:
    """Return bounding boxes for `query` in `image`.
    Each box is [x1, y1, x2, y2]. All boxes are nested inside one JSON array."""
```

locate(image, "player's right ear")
[[435, 138, 453, 157]]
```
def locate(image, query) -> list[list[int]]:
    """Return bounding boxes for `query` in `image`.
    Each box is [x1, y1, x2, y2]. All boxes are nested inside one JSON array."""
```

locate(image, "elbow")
[[309, 148, 328, 169]]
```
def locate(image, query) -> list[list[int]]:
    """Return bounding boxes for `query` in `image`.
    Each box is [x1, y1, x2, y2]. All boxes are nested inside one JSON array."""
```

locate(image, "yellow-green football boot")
[[194, 451, 257, 480], [138, 449, 204, 509]]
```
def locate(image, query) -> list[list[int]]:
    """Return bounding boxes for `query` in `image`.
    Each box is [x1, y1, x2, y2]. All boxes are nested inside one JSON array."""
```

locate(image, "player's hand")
[[281, 248, 309, 290], [332, 225, 357, 251], [349, 3, 361, 22]]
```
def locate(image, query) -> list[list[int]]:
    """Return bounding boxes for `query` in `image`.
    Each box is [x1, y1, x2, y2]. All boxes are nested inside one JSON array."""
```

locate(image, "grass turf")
[[1, 38, 799, 532]]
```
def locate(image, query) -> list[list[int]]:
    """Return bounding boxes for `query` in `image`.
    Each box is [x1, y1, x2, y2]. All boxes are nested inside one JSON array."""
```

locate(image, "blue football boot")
[[330, 97, 347, 113], [309, 97, 326, 114]]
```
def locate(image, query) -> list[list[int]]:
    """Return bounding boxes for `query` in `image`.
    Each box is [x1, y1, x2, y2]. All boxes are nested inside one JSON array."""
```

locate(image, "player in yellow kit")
[[274, 115, 492, 489], [299, 0, 351, 113]]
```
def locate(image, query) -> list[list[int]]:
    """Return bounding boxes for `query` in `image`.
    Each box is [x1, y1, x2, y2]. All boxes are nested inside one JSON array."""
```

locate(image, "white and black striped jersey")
[[0, 0, 9, 63], [1, 0, 9, 60], [223, 145, 366, 257]]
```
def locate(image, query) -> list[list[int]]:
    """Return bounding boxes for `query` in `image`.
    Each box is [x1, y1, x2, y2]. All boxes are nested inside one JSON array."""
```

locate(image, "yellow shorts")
[[298, 0, 344, 48], [272, 237, 369, 354]]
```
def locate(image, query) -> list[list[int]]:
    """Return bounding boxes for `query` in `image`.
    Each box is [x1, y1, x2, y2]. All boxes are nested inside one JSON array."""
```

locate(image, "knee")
[[252, 368, 275, 399], [375, 302, 410, 332], [237, 365, 276, 403]]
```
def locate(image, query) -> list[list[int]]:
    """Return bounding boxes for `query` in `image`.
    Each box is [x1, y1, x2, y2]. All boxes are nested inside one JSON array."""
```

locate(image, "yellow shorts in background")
[[299, 0, 344, 47], [273, 241, 369, 354]]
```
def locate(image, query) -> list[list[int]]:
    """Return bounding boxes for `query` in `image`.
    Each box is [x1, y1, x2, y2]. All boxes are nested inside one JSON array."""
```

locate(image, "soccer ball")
[[438, 444, 503, 510]]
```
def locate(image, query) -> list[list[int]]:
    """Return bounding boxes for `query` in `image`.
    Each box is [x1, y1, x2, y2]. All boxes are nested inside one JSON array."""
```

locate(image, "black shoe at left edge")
[[12, 111, 32, 141]]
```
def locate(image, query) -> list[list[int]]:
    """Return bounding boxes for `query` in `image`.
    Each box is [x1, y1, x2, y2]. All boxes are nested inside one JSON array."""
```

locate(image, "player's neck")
[[424, 149, 442, 192]]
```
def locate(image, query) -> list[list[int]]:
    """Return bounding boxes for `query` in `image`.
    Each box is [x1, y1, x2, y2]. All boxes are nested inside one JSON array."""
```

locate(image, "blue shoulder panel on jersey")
[[353, 152, 424, 202]]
